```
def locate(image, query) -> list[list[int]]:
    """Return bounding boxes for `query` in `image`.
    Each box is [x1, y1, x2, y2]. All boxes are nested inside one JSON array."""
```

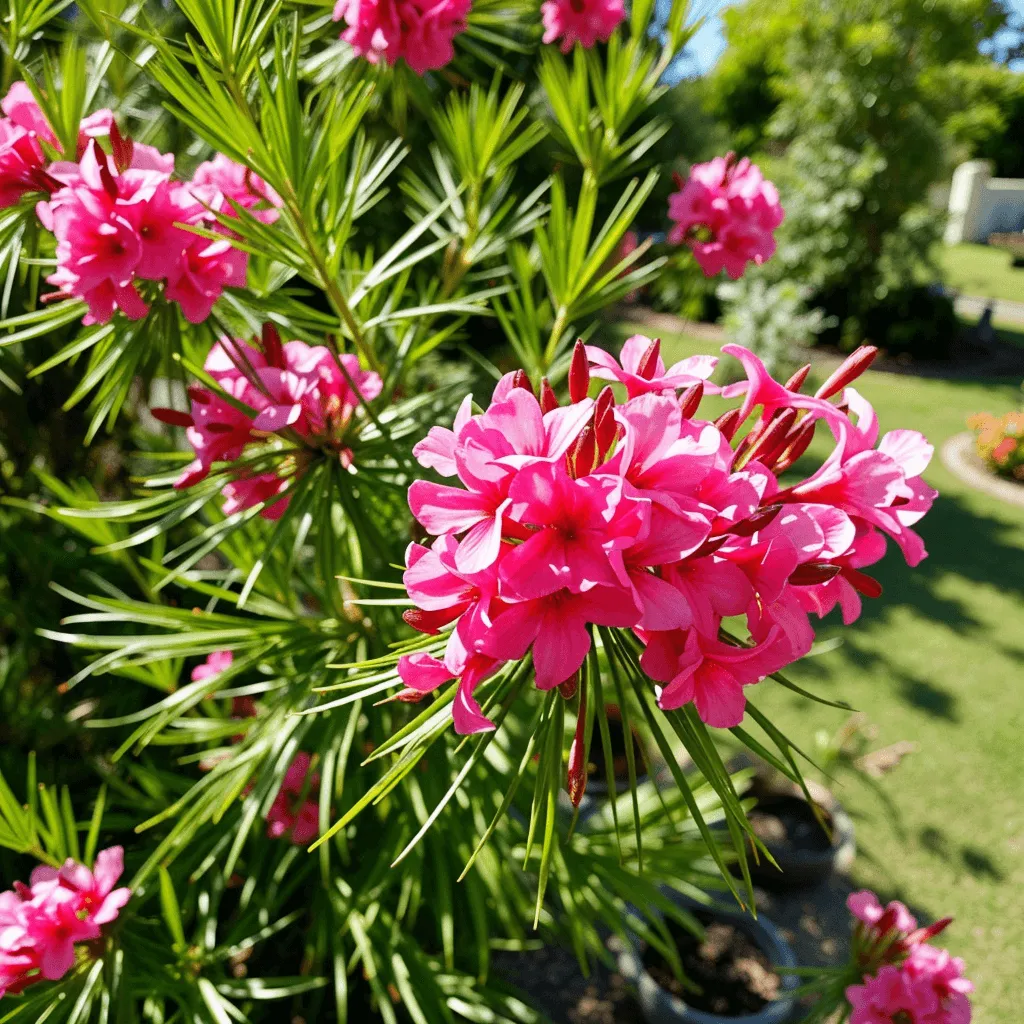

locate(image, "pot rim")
[[614, 889, 799, 1024]]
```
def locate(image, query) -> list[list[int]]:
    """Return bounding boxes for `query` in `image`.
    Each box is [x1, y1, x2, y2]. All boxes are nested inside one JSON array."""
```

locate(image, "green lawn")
[[938, 242, 1024, 304], [609, 321, 1024, 1021]]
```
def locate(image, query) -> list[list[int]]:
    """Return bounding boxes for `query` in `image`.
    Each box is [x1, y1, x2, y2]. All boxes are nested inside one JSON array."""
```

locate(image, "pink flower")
[[409, 382, 594, 574], [787, 389, 937, 567], [333, 0, 471, 74], [499, 460, 648, 599], [30, 847, 131, 929], [587, 335, 718, 400], [192, 650, 235, 683], [397, 341, 933, 735], [667, 155, 784, 279], [848, 890, 918, 935], [903, 945, 973, 1024], [639, 626, 790, 727], [165, 235, 247, 323], [847, 965, 930, 1024], [267, 753, 320, 845], [0, 120, 48, 208], [1, 82, 55, 143], [481, 585, 639, 690], [169, 332, 382, 521], [0, 847, 130, 993], [190, 154, 281, 222], [541, 0, 626, 52]]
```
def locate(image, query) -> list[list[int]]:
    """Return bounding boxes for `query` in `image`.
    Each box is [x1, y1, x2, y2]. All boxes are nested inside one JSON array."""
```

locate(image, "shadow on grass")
[[787, 486, 1024, 720], [919, 827, 1006, 882]]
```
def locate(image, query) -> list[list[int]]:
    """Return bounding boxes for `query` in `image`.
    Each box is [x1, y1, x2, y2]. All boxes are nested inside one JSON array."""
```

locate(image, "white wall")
[[945, 160, 1024, 244]]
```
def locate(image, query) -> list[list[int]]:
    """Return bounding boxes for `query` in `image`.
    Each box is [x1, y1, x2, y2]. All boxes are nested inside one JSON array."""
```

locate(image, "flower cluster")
[[37, 136, 280, 325], [332, 0, 471, 74], [0, 848, 130, 998], [541, 0, 626, 53], [967, 410, 1024, 481], [667, 154, 784, 280], [160, 328, 382, 520], [398, 336, 936, 734], [845, 890, 972, 1024], [0, 82, 113, 210], [266, 753, 321, 845]]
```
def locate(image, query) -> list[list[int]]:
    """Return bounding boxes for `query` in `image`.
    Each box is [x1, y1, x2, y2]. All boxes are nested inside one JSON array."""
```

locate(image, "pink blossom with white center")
[[667, 154, 784, 279], [541, 0, 626, 53], [332, 0, 471, 75]]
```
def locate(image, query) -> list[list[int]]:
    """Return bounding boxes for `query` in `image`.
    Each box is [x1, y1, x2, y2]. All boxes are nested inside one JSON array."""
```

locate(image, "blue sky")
[[675, 0, 1024, 79]]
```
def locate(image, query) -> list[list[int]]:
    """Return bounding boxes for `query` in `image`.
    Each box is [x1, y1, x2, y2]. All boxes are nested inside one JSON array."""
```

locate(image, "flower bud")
[[262, 322, 285, 368], [679, 381, 704, 419], [569, 339, 590, 403], [788, 562, 843, 586], [772, 416, 817, 473], [842, 567, 883, 599], [510, 369, 534, 396], [815, 346, 879, 400], [635, 337, 661, 381], [109, 121, 134, 174], [594, 386, 617, 457], [151, 407, 194, 427], [724, 502, 783, 538], [714, 408, 743, 442], [566, 424, 598, 479], [540, 377, 559, 414], [784, 363, 812, 394], [741, 408, 797, 467]]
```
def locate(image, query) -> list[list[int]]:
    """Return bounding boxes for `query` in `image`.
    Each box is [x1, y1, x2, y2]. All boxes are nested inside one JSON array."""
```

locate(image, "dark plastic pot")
[[745, 780, 855, 890], [614, 891, 799, 1024]]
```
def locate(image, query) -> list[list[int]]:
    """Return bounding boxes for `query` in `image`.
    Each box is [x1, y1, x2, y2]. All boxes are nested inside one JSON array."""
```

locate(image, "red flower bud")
[[94, 141, 119, 201], [151, 407, 194, 428], [510, 369, 534, 395], [842, 567, 883, 599], [594, 386, 617, 456], [540, 377, 559, 414], [772, 417, 817, 474], [635, 337, 662, 381], [789, 562, 843, 586], [262, 322, 285, 368], [109, 121, 135, 174], [569, 339, 590, 403], [402, 606, 463, 634], [742, 408, 797, 467], [566, 424, 598, 479], [784, 363, 812, 394], [714, 407, 743, 442], [679, 381, 704, 419], [723, 502, 783, 538], [815, 346, 879, 400], [558, 672, 578, 700]]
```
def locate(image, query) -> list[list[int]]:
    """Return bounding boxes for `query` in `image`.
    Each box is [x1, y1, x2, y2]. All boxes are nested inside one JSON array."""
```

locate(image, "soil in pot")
[[748, 796, 833, 858], [641, 911, 783, 1016], [588, 706, 646, 791]]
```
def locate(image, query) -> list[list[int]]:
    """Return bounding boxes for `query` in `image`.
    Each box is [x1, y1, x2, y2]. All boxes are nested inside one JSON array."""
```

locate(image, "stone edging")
[[941, 432, 1024, 508]]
